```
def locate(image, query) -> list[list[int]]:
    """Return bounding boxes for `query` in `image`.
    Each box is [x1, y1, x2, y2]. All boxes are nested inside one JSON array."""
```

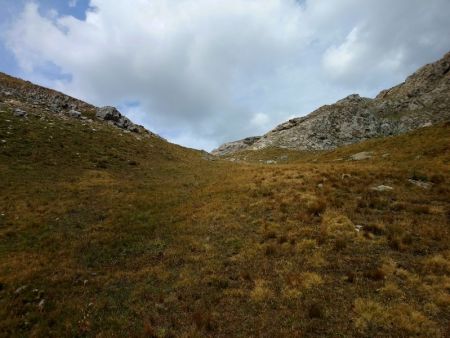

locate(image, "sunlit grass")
[[0, 100, 449, 336]]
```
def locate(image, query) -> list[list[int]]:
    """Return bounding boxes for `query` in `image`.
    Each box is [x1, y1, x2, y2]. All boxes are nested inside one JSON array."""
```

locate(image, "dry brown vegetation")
[[0, 101, 449, 337]]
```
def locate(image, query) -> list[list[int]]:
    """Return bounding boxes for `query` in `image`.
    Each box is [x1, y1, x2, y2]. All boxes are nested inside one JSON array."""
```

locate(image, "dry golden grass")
[[0, 97, 449, 337]]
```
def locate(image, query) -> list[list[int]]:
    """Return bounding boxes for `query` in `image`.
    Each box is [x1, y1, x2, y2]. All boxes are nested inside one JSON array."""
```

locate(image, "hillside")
[[213, 51, 450, 155], [0, 74, 449, 337]]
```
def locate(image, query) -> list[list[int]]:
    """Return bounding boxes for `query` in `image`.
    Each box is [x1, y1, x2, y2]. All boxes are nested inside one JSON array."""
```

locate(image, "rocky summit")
[[213, 51, 450, 155]]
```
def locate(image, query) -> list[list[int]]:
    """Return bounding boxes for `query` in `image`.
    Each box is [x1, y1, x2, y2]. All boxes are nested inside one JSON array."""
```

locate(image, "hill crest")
[[212, 51, 450, 155]]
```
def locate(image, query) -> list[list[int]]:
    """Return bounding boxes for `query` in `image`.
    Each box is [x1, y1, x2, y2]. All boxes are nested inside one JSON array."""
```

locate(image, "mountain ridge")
[[0, 72, 162, 140], [212, 51, 450, 155]]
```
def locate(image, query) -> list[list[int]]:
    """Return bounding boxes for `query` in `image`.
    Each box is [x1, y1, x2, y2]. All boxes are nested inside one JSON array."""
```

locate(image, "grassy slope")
[[0, 102, 449, 337]]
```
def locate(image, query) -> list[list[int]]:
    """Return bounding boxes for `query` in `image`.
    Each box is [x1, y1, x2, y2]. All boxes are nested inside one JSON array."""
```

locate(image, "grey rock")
[[211, 136, 261, 156], [408, 179, 433, 189], [13, 108, 27, 117], [371, 185, 394, 192], [214, 51, 450, 155], [350, 151, 373, 161], [96, 106, 121, 121], [96, 106, 140, 133], [67, 110, 82, 119], [15, 285, 28, 294]]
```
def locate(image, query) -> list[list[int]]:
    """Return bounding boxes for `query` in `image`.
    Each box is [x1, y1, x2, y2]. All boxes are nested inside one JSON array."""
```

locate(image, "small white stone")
[[371, 185, 394, 192]]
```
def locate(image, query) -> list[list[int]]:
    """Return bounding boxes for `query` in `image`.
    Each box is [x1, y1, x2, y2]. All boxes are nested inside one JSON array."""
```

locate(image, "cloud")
[[3, 0, 450, 150]]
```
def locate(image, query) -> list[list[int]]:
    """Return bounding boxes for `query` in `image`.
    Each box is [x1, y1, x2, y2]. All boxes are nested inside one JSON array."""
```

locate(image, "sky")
[[1, 0, 450, 151]]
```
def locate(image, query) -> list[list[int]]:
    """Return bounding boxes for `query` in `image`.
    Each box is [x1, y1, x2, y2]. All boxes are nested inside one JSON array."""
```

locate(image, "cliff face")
[[213, 51, 450, 155]]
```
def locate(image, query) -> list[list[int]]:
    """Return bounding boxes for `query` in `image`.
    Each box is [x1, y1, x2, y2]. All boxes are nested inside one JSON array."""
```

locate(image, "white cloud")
[[250, 112, 271, 130], [3, 0, 450, 150], [68, 0, 78, 8]]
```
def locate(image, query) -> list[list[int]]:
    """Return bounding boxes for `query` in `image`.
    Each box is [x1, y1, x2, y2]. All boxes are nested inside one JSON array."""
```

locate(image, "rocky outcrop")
[[211, 136, 261, 156], [213, 51, 450, 155], [96, 106, 141, 133], [0, 72, 159, 137]]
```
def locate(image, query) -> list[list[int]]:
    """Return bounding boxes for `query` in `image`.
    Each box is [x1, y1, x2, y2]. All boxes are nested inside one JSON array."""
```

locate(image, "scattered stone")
[[13, 108, 27, 117], [350, 151, 373, 161], [408, 179, 433, 189], [1, 140, 6, 144], [38, 299, 45, 311], [15, 285, 28, 294], [317, 183, 324, 189], [355, 225, 363, 232], [67, 110, 82, 119], [382, 153, 390, 158], [371, 185, 394, 192], [266, 160, 277, 164], [341, 173, 351, 180]]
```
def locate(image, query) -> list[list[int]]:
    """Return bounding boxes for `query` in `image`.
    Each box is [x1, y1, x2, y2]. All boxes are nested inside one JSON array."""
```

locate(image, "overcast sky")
[[1, 0, 450, 150]]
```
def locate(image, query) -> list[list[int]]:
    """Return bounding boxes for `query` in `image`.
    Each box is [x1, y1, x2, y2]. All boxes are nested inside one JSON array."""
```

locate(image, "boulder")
[[96, 106, 140, 133], [13, 108, 27, 117], [96, 106, 122, 122], [67, 110, 82, 119]]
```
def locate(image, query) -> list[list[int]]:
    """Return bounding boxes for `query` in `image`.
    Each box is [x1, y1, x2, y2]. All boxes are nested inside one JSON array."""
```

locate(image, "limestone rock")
[[214, 51, 450, 155], [408, 179, 433, 189], [371, 185, 394, 192], [13, 108, 27, 117], [96, 106, 141, 133], [211, 136, 261, 156], [67, 110, 82, 119], [0, 72, 163, 139], [350, 152, 373, 161]]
